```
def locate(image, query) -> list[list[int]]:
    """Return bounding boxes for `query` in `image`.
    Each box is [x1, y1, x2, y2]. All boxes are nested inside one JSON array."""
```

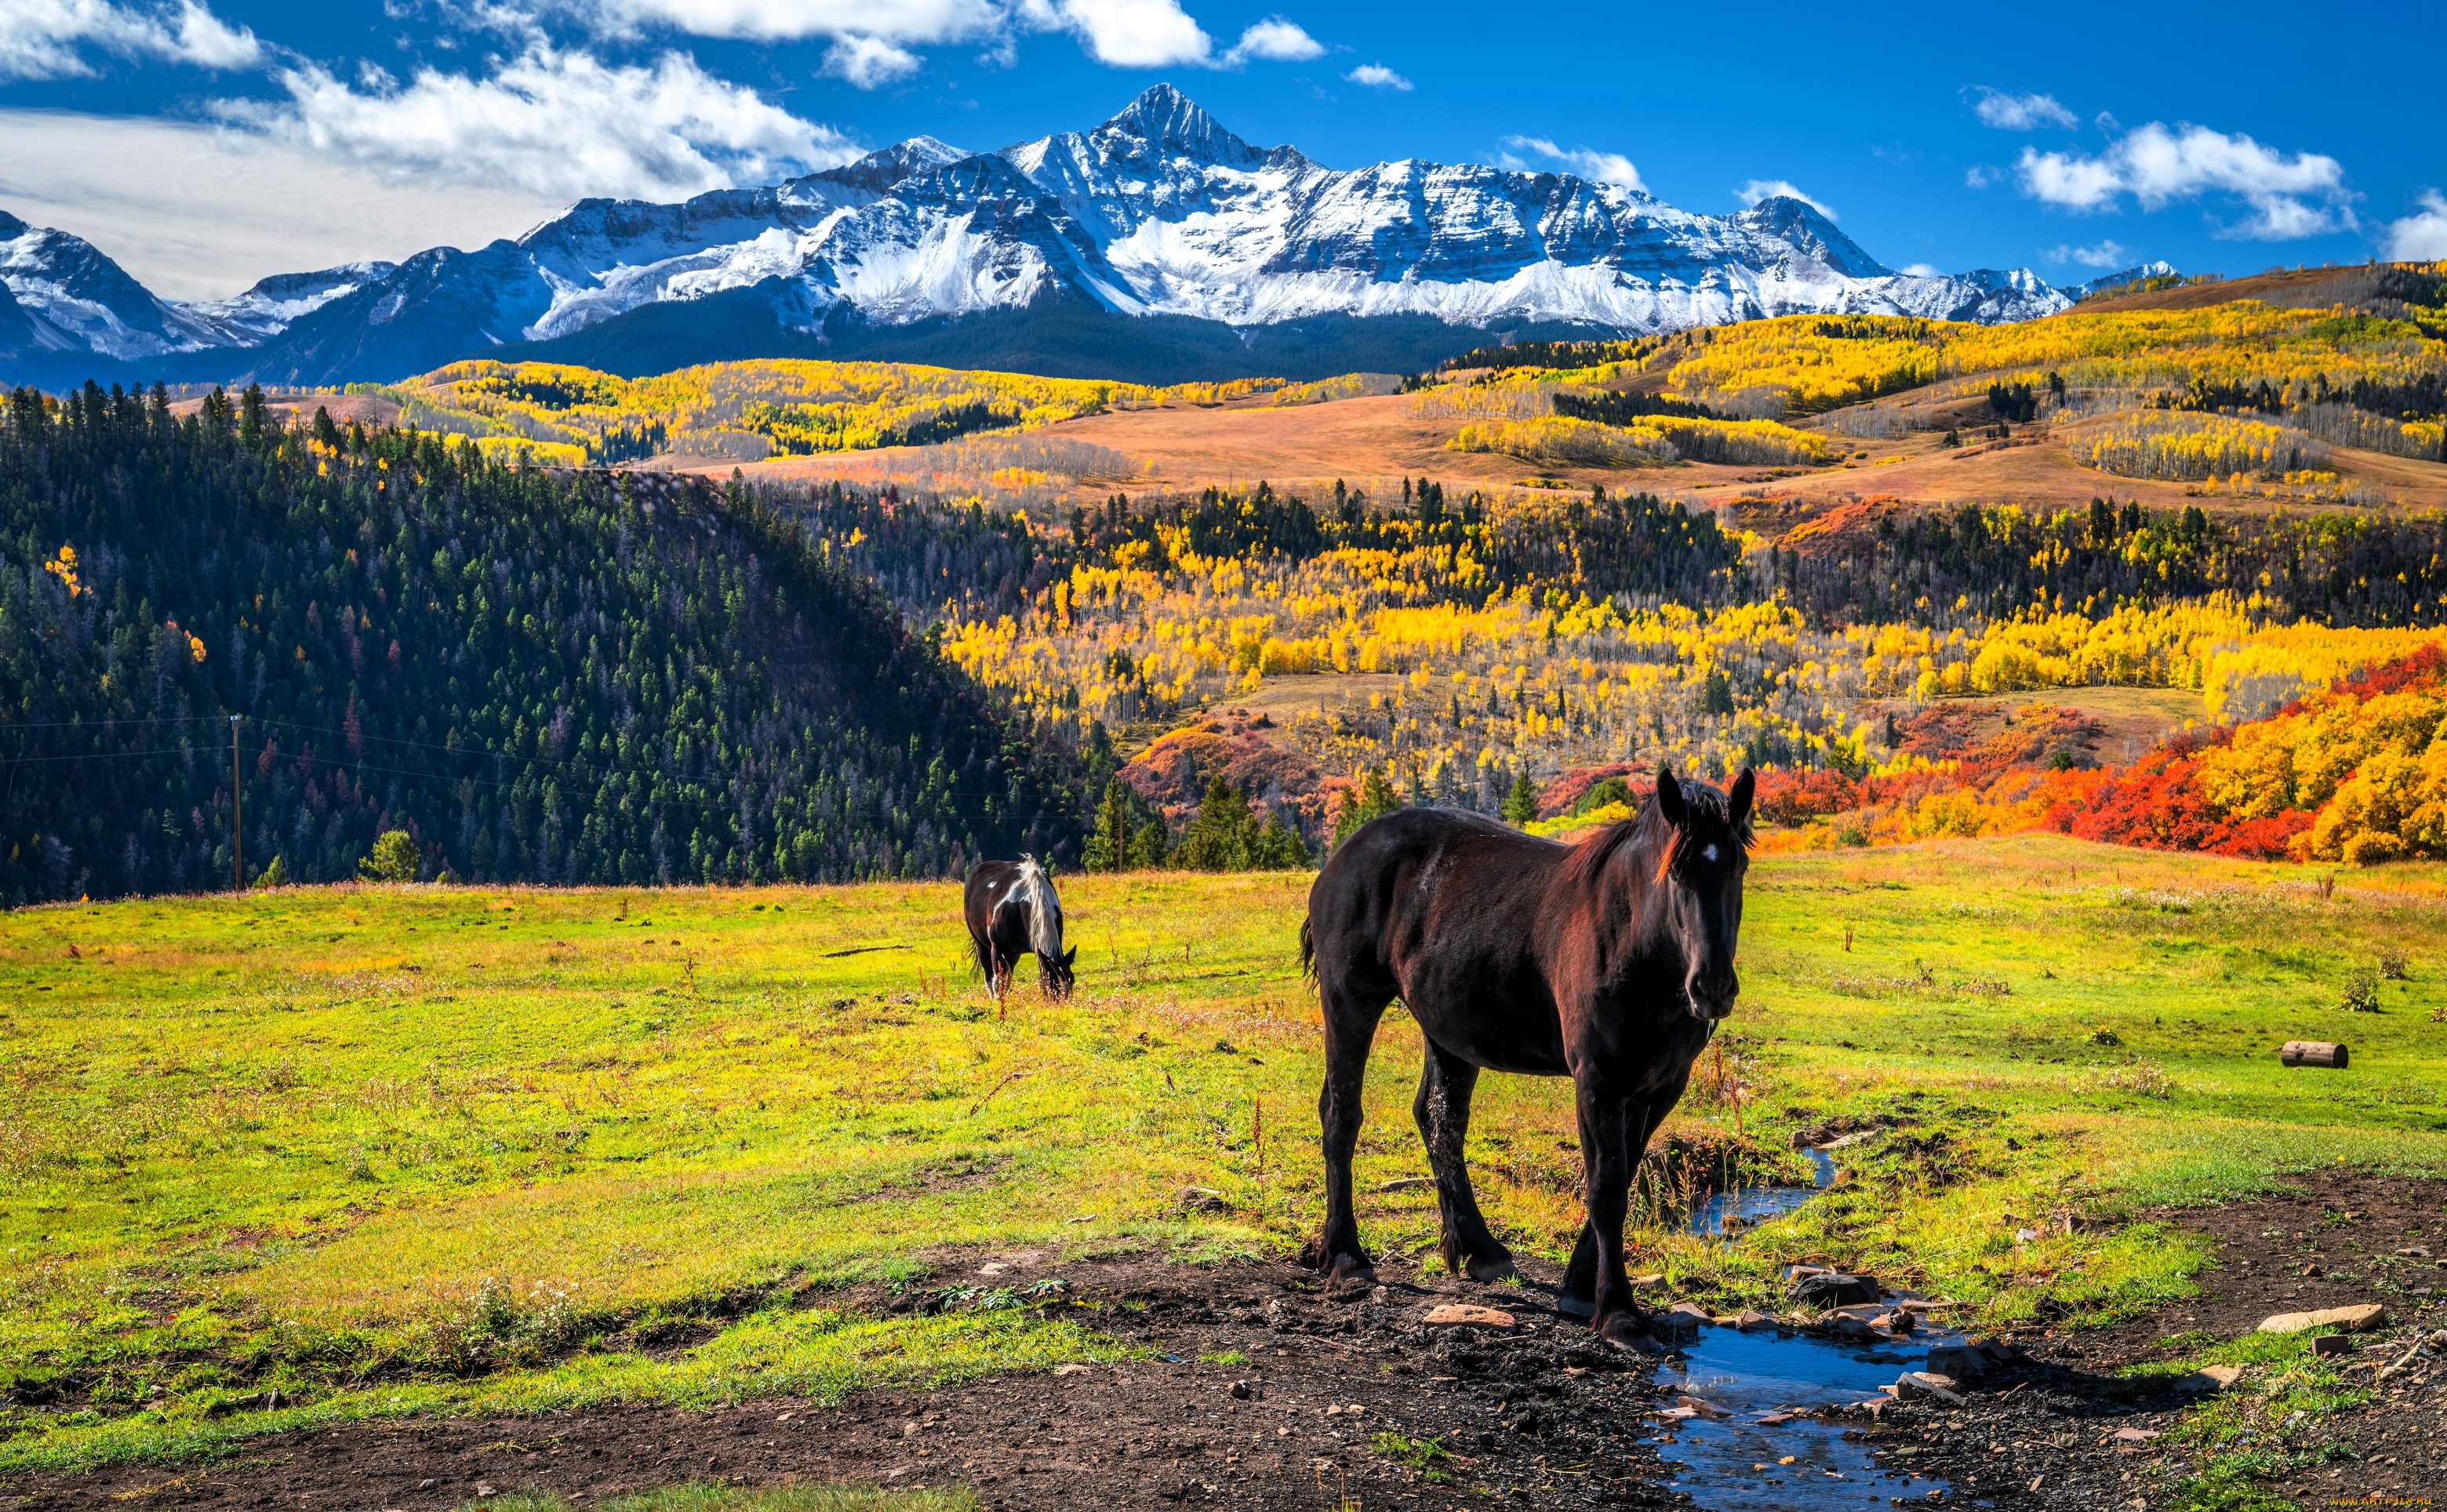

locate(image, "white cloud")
[[821, 33, 922, 85], [1343, 62, 1409, 90], [1964, 165, 1998, 189], [1968, 87, 2075, 131], [215, 44, 858, 202], [2387, 191, 2447, 260], [1223, 16, 1322, 64], [2016, 121, 2353, 239], [1736, 178, 1834, 220], [1051, 0, 1211, 67], [584, 0, 998, 43], [2043, 239, 2131, 267], [0, 0, 259, 79], [579, 0, 995, 87], [1899, 262, 1942, 277], [0, 108, 565, 300], [583, 0, 1293, 81], [1500, 136, 1640, 191]]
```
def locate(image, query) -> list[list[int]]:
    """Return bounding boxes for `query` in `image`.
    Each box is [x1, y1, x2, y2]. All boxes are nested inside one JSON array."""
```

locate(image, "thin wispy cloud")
[[1967, 87, 2076, 130], [2044, 238, 2131, 267], [0, 0, 259, 80], [1500, 136, 1641, 191], [2016, 120, 2354, 239], [1737, 178, 1834, 219], [215, 44, 858, 202], [0, 107, 562, 300]]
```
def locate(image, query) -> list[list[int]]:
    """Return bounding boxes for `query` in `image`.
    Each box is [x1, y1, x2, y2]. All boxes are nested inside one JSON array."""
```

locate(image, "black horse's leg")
[[1574, 1083, 1653, 1344], [1559, 1099, 1660, 1317], [1414, 1040, 1515, 1282], [1303, 982, 1387, 1288]]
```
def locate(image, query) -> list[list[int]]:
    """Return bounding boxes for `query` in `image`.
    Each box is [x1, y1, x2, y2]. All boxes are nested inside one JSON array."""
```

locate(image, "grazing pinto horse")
[[1298, 764, 1754, 1344], [964, 857, 1077, 998]]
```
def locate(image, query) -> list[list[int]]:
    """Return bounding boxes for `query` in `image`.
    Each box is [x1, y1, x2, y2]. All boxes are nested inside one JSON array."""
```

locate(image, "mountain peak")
[[1094, 84, 1260, 165]]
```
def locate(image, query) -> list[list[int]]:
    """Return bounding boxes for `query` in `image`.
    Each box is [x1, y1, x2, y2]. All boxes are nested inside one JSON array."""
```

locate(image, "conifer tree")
[[1502, 772, 1540, 827], [1084, 778, 1133, 871], [1331, 765, 1404, 848], [1174, 773, 1256, 870]]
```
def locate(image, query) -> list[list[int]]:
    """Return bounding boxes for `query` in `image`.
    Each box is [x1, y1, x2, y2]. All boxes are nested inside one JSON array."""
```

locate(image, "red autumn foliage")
[[1538, 762, 1645, 819], [2049, 725, 2311, 858], [1751, 767, 1858, 825]]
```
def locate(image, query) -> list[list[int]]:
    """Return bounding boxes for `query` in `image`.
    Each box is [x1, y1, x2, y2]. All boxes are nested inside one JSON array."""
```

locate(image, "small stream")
[[1653, 1322, 1963, 1510], [1685, 1146, 1836, 1239], [1652, 1145, 1963, 1510]]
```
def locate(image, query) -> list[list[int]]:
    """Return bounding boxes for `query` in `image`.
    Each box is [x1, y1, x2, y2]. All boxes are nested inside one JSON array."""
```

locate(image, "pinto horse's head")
[[1045, 945, 1078, 999], [1653, 762, 1755, 1024]]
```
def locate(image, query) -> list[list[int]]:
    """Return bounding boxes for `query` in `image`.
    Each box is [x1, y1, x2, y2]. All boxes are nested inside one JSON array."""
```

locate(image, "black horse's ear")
[[1728, 767, 1756, 828], [1656, 763, 1686, 825], [1062, 946, 1078, 969]]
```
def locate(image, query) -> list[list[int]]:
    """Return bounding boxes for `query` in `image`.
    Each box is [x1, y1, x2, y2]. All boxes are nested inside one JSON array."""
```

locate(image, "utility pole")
[[230, 714, 243, 892]]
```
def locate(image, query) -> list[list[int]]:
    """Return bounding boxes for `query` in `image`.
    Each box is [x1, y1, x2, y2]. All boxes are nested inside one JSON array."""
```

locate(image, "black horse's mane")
[[1557, 780, 1754, 895]]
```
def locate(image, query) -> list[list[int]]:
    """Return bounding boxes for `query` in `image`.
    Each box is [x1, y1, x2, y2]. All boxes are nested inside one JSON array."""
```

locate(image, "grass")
[[2, 834, 2444, 1477], [1369, 1430, 1456, 1481]]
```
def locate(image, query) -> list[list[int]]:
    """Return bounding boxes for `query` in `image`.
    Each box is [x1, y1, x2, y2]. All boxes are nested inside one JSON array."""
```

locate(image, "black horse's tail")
[[1297, 916, 1316, 980]]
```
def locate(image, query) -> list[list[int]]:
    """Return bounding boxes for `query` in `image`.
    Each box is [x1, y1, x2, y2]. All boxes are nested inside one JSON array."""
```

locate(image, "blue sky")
[[3, 0, 2442, 300]]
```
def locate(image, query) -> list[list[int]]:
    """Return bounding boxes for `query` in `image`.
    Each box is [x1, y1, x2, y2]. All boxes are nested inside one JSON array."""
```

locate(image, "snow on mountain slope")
[[0, 209, 231, 359], [184, 263, 400, 345], [6, 87, 2106, 385], [2062, 260, 2183, 300]]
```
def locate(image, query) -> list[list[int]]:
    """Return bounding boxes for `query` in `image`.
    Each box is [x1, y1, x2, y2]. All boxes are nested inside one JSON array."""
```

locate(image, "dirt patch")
[[1, 1251, 1681, 1510], [1876, 1169, 2447, 1510], [16, 1174, 2444, 1510]]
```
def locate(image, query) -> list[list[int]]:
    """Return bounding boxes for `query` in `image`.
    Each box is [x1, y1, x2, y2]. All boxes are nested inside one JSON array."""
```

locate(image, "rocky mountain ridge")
[[3, 87, 2142, 387]]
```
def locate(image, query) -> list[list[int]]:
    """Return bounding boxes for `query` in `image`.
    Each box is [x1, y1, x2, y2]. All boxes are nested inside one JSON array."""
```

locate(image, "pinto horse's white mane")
[[1005, 856, 1064, 959]]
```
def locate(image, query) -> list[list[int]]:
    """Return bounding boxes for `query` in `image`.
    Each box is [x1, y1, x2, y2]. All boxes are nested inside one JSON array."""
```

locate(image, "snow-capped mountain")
[[2062, 260, 2183, 301], [185, 263, 400, 346], [2, 86, 2103, 387], [0, 209, 231, 361]]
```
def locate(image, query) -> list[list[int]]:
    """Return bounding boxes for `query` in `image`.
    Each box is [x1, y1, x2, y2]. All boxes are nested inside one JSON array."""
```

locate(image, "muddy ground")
[[2, 1251, 1679, 1512], [1887, 1169, 2447, 1510], [8, 1172, 2444, 1511]]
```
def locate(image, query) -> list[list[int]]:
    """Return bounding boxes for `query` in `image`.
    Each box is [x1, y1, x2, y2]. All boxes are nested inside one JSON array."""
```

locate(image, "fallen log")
[[2281, 1041, 2347, 1068]]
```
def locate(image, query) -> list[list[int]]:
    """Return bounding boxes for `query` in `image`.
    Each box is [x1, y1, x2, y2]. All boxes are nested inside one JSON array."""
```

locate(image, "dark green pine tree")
[[1502, 772, 1541, 827], [1331, 765, 1404, 849], [1173, 773, 1255, 871], [1083, 779, 1127, 871]]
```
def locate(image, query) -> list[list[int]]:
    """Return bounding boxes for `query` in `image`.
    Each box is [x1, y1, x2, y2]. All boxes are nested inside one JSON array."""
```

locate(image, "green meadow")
[[2, 835, 2444, 1475]]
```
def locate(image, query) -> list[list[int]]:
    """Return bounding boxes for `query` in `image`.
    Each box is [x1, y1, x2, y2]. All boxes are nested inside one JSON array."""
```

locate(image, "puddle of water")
[[1653, 1322, 1963, 1511], [1685, 1147, 1837, 1240]]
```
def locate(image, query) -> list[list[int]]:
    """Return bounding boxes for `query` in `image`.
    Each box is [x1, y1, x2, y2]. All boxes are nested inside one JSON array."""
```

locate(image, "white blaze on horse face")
[[1702, 844, 1718, 863]]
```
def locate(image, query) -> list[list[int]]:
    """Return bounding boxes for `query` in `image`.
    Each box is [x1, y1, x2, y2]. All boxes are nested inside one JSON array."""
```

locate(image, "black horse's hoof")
[[1466, 1253, 1519, 1284], [1300, 1236, 1377, 1289], [1594, 1317, 1665, 1354], [1555, 1292, 1595, 1319], [1324, 1260, 1379, 1292]]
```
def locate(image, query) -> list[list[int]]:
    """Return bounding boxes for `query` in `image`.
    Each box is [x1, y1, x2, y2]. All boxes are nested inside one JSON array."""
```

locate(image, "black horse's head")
[[1653, 763, 1755, 1024], [1045, 945, 1078, 998]]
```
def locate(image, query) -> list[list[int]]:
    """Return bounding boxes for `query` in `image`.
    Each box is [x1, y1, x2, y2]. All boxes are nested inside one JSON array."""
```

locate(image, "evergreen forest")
[[0, 383, 1097, 905]]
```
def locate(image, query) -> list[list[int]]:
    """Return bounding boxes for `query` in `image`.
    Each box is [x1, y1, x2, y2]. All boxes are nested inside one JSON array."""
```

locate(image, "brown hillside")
[[2070, 261, 2420, 314]]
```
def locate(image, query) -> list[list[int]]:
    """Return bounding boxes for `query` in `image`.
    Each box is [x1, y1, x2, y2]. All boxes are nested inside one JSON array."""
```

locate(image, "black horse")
[[1298, 763, 1754, 1344], [964, 856, 1077, 998]]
